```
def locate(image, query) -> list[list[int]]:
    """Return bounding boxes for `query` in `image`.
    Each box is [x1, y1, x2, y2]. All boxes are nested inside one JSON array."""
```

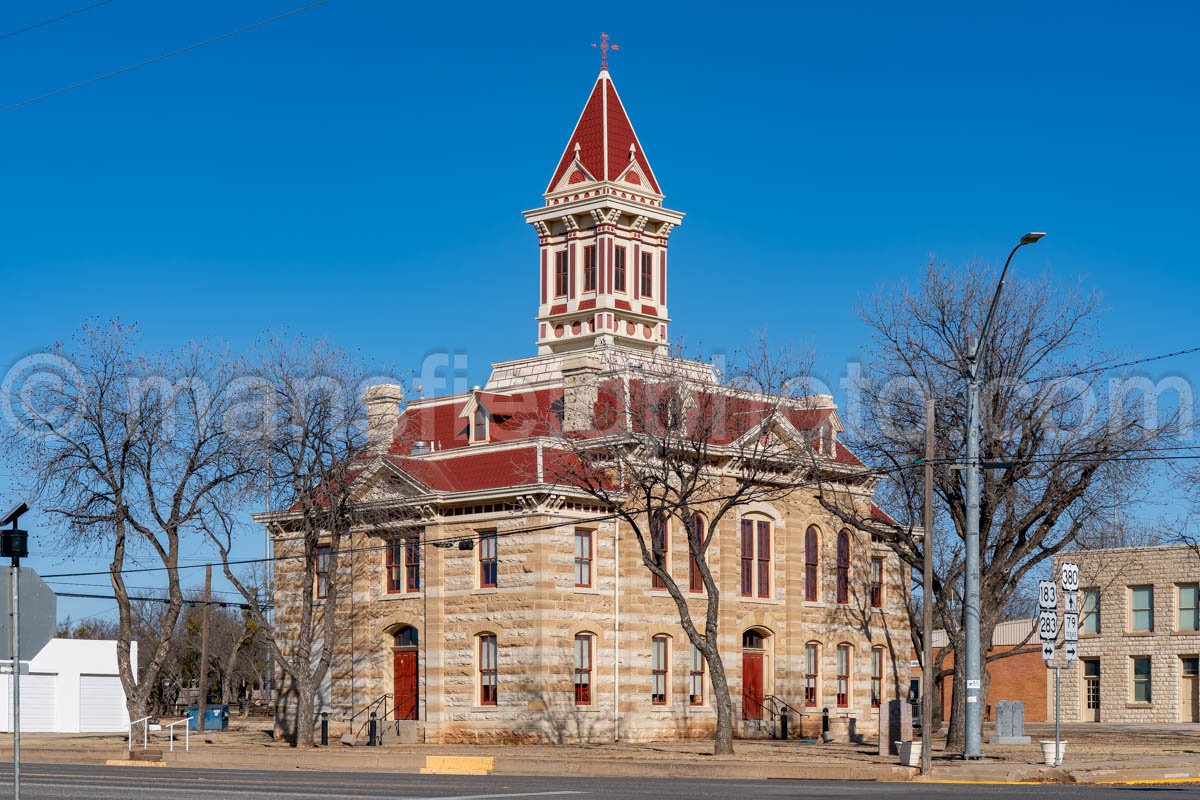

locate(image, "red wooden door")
[[393, 650, 418, 720], [742, 652, 764, 721]]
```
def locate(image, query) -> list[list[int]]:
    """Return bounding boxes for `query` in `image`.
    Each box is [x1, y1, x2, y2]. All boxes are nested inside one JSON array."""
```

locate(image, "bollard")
[[822, 707, 830, 735], [320, 712, 328, 747], [780, 711, 789, 740], [368, 711, 377, 747]]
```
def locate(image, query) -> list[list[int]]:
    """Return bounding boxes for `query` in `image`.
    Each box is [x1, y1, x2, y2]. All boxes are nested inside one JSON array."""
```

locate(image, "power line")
[[56, 591, 262, 610], [1027, 345, 1200, 385], [0, 0, 115, 42], [1, 0, 334, 114]]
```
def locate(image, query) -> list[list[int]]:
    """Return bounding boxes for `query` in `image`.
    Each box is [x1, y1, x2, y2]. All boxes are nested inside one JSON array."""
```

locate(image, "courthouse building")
[[268, 64, 911, 744]]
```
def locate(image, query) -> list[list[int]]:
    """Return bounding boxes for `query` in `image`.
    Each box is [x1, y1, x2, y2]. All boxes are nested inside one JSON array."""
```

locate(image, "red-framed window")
[[836, 644, 851, 708], [650, 513, 667, 590], [385, 536, 420, 594], [869, 557, 883, 608], [479, 529, 498, 589], [640, 252, 654, 297], [651, 635, 668, 705], [574, 633, 593, 705], [554, 250, 569, 297], [871, 647, 884, 708], [614, 246, 627, 292], [756, 521, 771, 598], [836, 530, 850, 604], [473, 404, 488, 441], [805, 526, 819, 602], [804, 642, 819, 707], [574, 529, 593, 588], [688, 644, 705, 705], [314, 544, 331, 599], [583, 245, 597, 292], [688, 514, 704, 593], [740, 520, 754, 596], [478, 633, 498, 706]]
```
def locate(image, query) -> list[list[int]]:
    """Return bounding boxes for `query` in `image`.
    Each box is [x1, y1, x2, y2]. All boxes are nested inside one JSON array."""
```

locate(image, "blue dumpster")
[[186, 704, 230, 731]]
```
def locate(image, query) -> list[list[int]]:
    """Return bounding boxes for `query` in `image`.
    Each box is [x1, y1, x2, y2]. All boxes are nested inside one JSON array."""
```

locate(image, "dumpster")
[[186, 704, 230, 731]]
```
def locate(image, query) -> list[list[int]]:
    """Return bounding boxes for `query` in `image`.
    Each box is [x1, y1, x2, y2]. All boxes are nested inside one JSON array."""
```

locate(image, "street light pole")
[[962, 232, 1045, 759]]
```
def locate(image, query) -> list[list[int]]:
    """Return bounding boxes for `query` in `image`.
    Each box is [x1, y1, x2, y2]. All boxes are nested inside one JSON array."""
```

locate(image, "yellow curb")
[[914, 780, 1044, 785], [104, 759, 167, 767], [420, 755, 494, 776], [1091, 778, 1200, 785]]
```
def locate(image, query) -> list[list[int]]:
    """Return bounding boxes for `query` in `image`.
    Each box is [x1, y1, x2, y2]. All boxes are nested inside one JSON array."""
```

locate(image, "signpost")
[[1, 503, 30, 800], [1042, 562, 1080, 767]]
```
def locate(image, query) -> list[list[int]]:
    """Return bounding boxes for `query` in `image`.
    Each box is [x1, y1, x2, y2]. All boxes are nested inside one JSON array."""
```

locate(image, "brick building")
[[266, 65, 911, 744], [1054, 546, 1200, 724]]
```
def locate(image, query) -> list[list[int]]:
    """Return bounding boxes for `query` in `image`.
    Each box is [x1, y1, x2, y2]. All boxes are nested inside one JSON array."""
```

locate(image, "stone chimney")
[[561, 353, 600, 433], [363, 383, 404, 453]]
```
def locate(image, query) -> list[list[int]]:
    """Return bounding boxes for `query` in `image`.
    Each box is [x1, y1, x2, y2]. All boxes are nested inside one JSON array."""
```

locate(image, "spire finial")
[[591, 32, 619, 71]]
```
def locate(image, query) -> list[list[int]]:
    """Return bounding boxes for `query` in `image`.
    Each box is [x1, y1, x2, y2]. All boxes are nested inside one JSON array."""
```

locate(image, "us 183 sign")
[[1038, 580, 1057, 610]]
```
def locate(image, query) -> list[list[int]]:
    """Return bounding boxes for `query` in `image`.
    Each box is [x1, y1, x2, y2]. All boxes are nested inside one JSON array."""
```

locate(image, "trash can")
[[186, 704, 230, 731]]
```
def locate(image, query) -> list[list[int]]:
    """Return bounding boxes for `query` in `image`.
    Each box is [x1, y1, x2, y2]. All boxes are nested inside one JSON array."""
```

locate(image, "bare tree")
[[206, 335, 394, 747], [817, 262, 1174, 750], [3, 321, 252, 721], [547, 345, 858, 755]]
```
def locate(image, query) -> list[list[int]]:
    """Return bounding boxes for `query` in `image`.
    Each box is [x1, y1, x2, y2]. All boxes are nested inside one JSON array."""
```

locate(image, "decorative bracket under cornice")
[[532, 220, 550, 237], [631, 215, 649, 233], [590, 208, 621, 226], [656, 222, 675, 237], [562, 215, 580, 232]]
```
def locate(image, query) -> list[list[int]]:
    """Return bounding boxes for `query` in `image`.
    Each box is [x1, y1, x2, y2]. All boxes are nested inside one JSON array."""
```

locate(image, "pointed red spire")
[[545, 71, 661, 196]]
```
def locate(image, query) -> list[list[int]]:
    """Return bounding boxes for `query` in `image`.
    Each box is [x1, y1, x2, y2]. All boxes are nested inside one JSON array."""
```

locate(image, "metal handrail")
[[764, 694, 804, 718], [164, 718, 190, 752], [347, 692, 391, 724], [128, 716, 151, 752]]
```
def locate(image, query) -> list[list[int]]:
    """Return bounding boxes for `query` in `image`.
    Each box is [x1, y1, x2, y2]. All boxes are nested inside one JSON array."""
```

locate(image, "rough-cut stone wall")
[[1053, 546, 1200, 724], [272, 487, 911, 743]]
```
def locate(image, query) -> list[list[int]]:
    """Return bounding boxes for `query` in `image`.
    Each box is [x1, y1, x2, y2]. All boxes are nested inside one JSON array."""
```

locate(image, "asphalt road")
[[0, 764, 1196, 799]]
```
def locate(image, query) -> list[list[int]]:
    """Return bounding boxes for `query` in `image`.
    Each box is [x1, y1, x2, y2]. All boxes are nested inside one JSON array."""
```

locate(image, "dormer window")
[[473, 404, 489, 442], [821, 423, 834, 455]]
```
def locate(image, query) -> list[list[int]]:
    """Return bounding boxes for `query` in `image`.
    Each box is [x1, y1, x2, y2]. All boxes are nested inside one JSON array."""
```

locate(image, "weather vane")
[[592, 32, 619, 70]]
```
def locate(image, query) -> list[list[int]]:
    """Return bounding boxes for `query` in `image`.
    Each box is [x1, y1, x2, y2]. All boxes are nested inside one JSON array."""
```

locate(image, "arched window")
[[651, 635, 670, 705], [836, 530, 850, 604], [742, 629, 765, 650], [650, 512, 668, 590], [689, 514, 705, 593], [836, 643, 852, 708], [740, 517, 772, 599], [804, 642, 820, 707], [688, 644, 705, 706], [574, 633, 594, 705], [804, 526, 820, 602], [478, 633, 498, 706], [393, 625, 418, 648], [871, 647, 885, 708]]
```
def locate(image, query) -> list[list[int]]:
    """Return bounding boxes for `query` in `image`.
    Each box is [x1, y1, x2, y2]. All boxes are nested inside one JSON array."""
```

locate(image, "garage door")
[[4, 675, 56, 732], [80, 675, 127, 732]]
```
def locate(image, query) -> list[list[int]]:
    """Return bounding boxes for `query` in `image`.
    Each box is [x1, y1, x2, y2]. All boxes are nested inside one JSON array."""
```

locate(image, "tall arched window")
[[689, 514, 704, 593], [574, 633, 594, 705], [804, 642, 820, 707], [478, 633, 498, 706], [804, 526, 820, 602], [836, 643, 852, 708], [836, 530, 850, 604], [473, 404, 489, 441], [871, 646, 885, 708], [740, 517, 772, 599], [650, 512, 668, 590], [688, 644, 705, 706], [651, 635, 670, 705]]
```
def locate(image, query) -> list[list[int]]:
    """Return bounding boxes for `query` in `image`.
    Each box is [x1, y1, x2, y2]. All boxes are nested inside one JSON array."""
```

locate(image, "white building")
[[0, 638, 134, 733]]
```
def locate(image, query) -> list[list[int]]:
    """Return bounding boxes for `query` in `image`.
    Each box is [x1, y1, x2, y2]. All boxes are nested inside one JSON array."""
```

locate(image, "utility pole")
[[962, 232, 1045, 758], [2, 502, 30, 800], [197, 563, 212, 734], [921, 397, 935, 775]]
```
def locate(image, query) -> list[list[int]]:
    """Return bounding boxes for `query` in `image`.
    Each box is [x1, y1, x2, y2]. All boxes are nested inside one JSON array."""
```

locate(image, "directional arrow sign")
[[1039, 580, 1057, 610], [1063, 591, 1079, 615], [1042, 640, 1056, 662], [1063, 642, 1078, 663], [1039, 610, 1059, 640]]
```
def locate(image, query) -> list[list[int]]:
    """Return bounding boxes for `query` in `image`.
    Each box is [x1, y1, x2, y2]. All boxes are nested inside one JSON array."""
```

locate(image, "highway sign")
[[1061, 562, 1080, 592], [1038, 610, 1059, 640], [1064, 642, 1078, 663], [1063, 612, 1079, 642], [1063, 591, 1079, 614], [1038, 580, 1057, 610], [1042, 640, 1055, 662]]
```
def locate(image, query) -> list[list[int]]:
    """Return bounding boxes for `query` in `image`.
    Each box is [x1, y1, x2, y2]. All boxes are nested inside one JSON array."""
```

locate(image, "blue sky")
[[2, 0, 1198, 620]]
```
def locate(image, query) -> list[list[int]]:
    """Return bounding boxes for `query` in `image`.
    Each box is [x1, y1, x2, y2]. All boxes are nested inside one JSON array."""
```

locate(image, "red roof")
[[387, 447, 540, 493], [546, 71, 661, 195]]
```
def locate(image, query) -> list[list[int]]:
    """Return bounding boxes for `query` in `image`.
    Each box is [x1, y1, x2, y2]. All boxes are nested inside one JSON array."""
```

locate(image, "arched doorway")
[[392, 626, 419, 721], [742, 628, 769, 721]]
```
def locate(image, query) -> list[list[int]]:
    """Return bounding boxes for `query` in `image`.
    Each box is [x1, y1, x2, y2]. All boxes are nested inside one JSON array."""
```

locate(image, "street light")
[[962, 232, 1045, 759]]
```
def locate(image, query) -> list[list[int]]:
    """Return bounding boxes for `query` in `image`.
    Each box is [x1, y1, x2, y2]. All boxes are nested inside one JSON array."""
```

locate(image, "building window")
[[314, 545, 331, 600], [689, 514, 704, 593], [756, 521, 770, 598], [473, 404, 488, 441], [478, 633, 498, 706], [740, 520, 754, 597], [583, 245, 597, 292], [394, 625, 418, 648], [479, 529, 498, 589], [386, 536, 420, 594], [574, 529, 593, 588], [870, 557, 883, 608], [836, 530, 850, 604], [640, 252, 654, 297], [574, 633, 593, 705], [836, 644, 851, 708], [614, 246, 627, 292], [688, 644, 705, 705], [871, 647, 884, 708], [554, 250, 569, 297], [1131, 586, 1153, 632], [805, 526, 819, 602], [1180, 584, 1199, 632], [804, 642, 819, 707], [1132, 656, 1152, 703], [650, 512, 668, 590], [651, 635, 669, 705], [1081, 587, 1101, 634], [740, 518, 771, 598]]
